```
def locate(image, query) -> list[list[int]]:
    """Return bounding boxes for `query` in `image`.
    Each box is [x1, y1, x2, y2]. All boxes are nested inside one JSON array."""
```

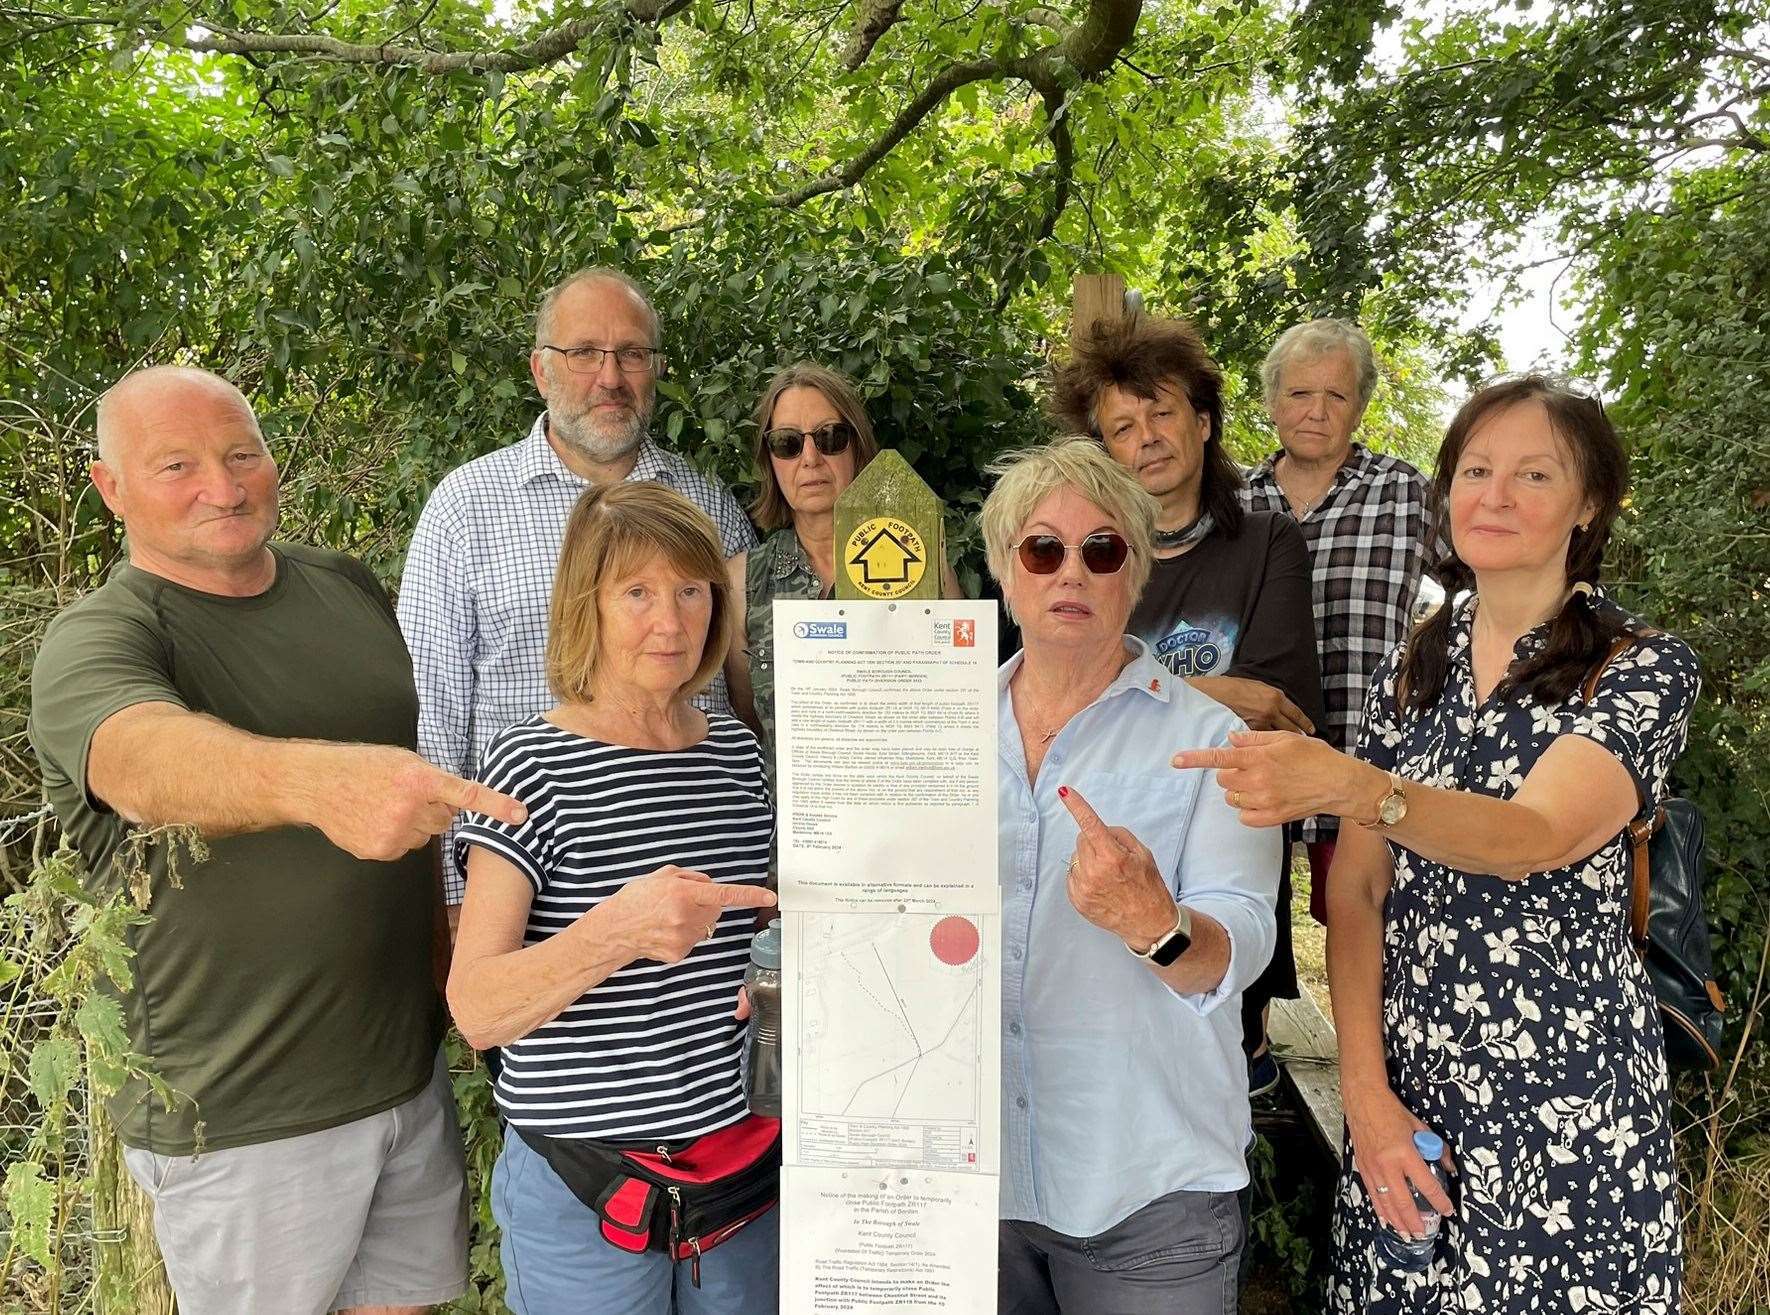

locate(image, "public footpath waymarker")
[[834, 449, 944, 602]]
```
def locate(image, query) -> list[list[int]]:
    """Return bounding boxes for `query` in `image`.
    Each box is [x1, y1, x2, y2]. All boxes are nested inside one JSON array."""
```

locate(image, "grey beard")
[[549, 398, 650, 464]]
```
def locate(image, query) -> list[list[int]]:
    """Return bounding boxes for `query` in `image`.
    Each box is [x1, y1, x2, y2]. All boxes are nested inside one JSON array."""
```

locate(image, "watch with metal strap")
[[1361, 771, 1409, 828], [1129, 901, 1193, 967]]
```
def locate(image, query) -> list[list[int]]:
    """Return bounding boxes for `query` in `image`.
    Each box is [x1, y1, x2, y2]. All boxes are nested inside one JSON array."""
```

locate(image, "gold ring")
[[1374, 1185, 1391, 1194], [1227, 789, 1242, 808]]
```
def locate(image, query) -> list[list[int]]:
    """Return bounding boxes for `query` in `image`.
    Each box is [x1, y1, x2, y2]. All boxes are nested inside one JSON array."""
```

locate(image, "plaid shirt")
[[397, 415, 757, 901], [1240, 443, 1438, 841]]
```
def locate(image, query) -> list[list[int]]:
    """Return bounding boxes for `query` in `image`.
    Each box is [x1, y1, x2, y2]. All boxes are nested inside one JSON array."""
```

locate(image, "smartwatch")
[[1129, 902, 1193, 967]]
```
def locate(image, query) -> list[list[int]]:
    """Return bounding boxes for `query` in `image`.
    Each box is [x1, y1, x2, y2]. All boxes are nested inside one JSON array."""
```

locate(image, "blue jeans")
[[491, 1123, 779, 1315]]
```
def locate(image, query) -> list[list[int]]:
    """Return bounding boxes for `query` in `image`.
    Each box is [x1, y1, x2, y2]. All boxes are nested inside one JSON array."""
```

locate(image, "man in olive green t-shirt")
[[29, 367, 524, 1315]]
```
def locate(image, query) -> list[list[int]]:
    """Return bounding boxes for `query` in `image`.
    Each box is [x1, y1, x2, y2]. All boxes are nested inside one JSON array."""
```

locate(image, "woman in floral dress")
[[1175, 375, 1699, 1311]]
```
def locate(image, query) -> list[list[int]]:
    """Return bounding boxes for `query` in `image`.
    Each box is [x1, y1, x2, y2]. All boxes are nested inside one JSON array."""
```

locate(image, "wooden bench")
[[1262, 990, 1344, 1166]]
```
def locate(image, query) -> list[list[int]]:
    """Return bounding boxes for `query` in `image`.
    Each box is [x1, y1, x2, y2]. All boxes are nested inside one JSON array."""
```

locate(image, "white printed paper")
[[780, 1167, 999, 1315], [785, 910, 1000, 1176], [774, 600, 998, 915], [775, 599, 1001, 1314]]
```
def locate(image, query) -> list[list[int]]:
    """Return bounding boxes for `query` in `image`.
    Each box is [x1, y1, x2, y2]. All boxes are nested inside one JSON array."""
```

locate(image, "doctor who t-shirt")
[[1127, 510, 1326, 730]]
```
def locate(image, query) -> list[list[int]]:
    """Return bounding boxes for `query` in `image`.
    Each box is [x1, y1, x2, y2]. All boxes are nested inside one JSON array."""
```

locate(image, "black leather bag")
[[1586, 643, 1727, 1071]]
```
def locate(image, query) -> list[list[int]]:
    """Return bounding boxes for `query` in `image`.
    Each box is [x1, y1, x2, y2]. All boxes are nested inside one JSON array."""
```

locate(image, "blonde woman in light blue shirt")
[[983, 438, 1281, 1315]]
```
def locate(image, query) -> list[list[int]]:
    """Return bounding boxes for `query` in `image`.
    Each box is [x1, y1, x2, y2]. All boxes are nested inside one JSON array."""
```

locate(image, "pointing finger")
[[1227, 729, 1293, 749], [1056, 785, 1109, 837], [707, 883, 779, 910], [1170, 746, 1247, 772], [437, 773, 528, 827]]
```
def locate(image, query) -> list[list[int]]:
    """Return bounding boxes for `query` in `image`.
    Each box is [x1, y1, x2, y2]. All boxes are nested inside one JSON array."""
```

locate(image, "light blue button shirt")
[[998, 638, 1282, 1238]]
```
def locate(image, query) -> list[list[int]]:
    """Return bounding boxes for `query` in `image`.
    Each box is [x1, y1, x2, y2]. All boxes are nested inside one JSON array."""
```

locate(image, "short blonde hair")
[[749, 361, 881, 531], [980, 438, 1158, 618], [546, 482, 735, 703], [1261, 318, 1378, 410]]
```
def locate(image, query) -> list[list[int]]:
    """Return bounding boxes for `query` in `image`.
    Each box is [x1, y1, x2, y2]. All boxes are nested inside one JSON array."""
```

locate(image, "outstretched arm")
[[88, 701, 525, 861], [1174, 729, 1636, 880]]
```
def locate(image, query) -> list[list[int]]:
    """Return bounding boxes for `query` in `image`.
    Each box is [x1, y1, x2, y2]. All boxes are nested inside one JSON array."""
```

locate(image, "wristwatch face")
[[1150, 924, 1192, 967], [1379, 789, 1407, 826]]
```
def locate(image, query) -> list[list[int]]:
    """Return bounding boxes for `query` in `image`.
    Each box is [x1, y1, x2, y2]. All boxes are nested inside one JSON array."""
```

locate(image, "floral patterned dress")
[[1328, 593, 1700, 1314]]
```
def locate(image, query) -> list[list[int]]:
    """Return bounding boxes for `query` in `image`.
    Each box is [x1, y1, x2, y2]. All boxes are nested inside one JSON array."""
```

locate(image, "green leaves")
[[4, 1161, 56, 1268]]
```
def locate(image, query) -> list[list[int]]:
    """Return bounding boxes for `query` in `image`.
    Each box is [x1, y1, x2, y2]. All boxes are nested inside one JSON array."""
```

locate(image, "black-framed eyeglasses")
[[1014, 532, 1131, 576], [541, 343, 662, 374], [765, 421, 855, 461]]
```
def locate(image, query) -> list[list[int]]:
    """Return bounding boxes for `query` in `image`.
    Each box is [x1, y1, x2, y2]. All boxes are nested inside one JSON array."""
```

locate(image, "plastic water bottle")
[[1373, 1130, 1448, 1272], [744, 919, 783, 1117]]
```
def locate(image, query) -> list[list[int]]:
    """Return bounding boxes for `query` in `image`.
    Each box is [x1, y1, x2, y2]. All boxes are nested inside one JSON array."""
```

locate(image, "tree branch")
[[1017, 7, 1070, 36], [765, 54, 1005, 206], [770, 0, 1139, 207], [141, 0, 692, 73], [839, 0, 902, 72]]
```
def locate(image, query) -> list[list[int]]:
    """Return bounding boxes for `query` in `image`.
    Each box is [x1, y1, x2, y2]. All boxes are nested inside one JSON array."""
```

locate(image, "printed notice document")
[[774, 600, 1001, 1314], [773, 601, 998, 915]]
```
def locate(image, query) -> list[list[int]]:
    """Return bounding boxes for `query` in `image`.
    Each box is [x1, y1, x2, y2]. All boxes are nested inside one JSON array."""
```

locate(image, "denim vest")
[[743, 529, 828, 784]]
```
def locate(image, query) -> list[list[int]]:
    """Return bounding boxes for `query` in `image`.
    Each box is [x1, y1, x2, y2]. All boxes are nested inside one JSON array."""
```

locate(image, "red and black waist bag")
[[515, 1116, 779, 1286]]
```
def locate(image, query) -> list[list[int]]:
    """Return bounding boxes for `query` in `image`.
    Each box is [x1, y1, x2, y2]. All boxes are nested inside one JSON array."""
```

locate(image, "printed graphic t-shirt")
[[1127, 511, 1326, 731]]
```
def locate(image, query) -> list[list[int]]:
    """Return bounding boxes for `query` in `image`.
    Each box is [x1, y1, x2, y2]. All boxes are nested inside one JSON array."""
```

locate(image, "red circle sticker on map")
[[930, 916, 981, 966]]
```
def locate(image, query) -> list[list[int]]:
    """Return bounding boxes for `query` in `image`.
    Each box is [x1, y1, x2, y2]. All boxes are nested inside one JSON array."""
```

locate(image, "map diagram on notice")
[[784, 911, 1001, 1176]]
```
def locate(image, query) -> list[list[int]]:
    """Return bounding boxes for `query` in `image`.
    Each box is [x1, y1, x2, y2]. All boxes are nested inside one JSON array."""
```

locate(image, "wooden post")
[[1070, 273, 1128, 346], [833, 449, 944, 602], [89, 1100, 175, 1315]]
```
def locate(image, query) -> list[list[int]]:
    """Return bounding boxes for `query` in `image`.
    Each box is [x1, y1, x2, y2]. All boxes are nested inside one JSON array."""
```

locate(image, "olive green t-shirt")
[[29, 544, 443, 1155]]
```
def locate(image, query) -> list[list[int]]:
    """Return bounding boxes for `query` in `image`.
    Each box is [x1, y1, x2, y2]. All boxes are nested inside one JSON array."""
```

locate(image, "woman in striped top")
[[449, 482, 778, 1315]]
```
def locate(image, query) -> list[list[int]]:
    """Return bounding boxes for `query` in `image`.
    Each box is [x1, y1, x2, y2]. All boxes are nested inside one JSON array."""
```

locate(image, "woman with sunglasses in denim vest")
[[724, 361, 960, 786], [983, 438, 1281, 1315]]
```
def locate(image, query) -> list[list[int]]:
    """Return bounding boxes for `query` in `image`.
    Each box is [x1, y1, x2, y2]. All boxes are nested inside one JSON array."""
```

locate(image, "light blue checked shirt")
[[998, 639, 1281, 1237], [397, 415, 756, 901]]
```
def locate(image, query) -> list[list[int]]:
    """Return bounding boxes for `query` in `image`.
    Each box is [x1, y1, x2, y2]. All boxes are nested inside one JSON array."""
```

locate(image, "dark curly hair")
[[1048, 313, 1245, 536], [1399, 374, 1637, 717]]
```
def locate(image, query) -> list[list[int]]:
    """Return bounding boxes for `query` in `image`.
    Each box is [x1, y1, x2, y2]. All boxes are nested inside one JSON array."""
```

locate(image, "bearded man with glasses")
[[399, 267, 756, 927], [982, 438, 1279, 1315]]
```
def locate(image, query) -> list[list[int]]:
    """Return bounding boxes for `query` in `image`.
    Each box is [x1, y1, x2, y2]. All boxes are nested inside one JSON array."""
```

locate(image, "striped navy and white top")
[[456, 712, 773, 1142]]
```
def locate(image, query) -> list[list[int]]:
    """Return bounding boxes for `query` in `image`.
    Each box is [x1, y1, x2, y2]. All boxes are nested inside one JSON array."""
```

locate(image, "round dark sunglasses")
[[1014, 532, 1131, 576], [766, 421, 855, 461]]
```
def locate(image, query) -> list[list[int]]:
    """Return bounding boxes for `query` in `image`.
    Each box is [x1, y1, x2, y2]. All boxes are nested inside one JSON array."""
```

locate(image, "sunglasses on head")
[[765, 421, 855, 461], [1014, 532, 1131, 576]]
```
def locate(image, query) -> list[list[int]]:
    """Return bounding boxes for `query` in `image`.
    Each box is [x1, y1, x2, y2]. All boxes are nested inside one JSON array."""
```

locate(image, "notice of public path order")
[[774, 600, 1002, 1315]]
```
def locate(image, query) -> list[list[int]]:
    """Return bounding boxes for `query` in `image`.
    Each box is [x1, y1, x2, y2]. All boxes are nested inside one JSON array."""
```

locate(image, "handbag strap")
[[1626, 808, 1665, 950], [1583, 635, 1662, 951], [1580, 635, 1637, 702]]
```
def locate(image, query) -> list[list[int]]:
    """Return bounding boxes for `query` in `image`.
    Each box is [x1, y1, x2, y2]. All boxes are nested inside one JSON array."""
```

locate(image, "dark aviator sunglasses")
[[766, 421, 855, 461], [1014, 532, 1130, 576]]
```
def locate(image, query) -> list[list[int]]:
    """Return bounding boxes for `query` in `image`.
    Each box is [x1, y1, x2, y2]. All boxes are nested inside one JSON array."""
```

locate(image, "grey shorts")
[[122, 1050, 469, 1315]]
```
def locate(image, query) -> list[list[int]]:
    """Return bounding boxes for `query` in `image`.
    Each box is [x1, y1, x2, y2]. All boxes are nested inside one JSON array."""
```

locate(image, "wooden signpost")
[[833, 448, 945, 602]]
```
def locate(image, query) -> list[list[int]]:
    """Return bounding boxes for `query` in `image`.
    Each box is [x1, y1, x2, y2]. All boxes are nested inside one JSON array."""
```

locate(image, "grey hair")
[[1261, 318, 1378, 410], [534, 266, 661, 351], [980, 437, 1158, 618]]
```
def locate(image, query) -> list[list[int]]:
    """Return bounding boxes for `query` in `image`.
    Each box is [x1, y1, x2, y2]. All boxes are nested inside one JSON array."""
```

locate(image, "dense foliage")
[[1, 0, 1765, 1309]]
